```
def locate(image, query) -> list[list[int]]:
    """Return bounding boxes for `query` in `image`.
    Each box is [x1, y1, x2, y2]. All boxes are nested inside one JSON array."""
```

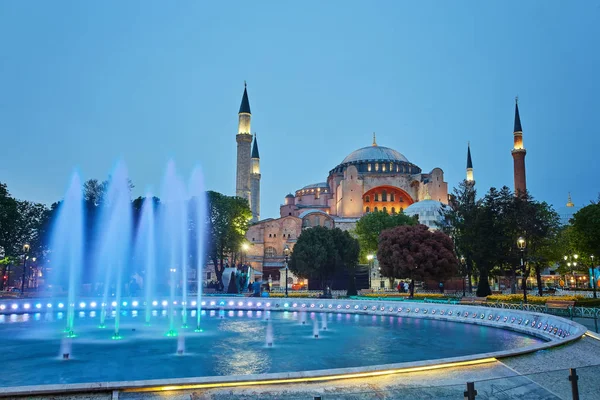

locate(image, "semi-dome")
[[404, 199, 446, 230], [341, 145, 409, 165]]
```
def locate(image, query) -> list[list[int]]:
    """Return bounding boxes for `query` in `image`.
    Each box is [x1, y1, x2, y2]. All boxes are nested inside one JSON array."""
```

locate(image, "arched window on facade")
[[382, 164, 386, 172], [265, 246, 277, 258], [365, 195, 370, 203], [375, 163, 379, 171], [366, 206, 370, 213], [368, 164, 372, 172], [374, 193, 379, 202], [383, 206, 387, 213], [302, 218, 309, 228], [390, 163, 393, 171], [374, 207, 378, 212], [391, 192, 395, 201], [382, 190, 387, 202], [391, 207, 396, 214], [315, 216, 321, 226]]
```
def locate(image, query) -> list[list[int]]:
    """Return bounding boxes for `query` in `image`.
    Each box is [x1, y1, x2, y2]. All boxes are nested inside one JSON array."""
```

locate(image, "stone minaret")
[[250, 134, 261, 222], [466, 142, 474, 183], [511, 98, 527, 195], [236, 83, 252, 203]]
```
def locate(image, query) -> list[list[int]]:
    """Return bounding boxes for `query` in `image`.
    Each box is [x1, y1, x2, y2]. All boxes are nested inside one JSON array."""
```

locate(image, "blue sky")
[[1, 1, 599, 218]]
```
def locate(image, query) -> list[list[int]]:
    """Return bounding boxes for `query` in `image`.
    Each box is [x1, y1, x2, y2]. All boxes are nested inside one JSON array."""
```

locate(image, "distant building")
[[234, 85, 449, 280]]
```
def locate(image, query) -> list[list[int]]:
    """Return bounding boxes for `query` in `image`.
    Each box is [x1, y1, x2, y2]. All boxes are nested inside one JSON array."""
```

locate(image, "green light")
[[98, 324, 106, 329], [181, 324, 189, 329], [165, 329, 178, 337], [194, 328, 203, 333], [111, 333, 123, 340], [65, 331, 76, 338]]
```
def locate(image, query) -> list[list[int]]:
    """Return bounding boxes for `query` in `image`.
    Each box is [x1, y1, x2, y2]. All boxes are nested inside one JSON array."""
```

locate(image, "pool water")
[[0, 309, 543, 387]]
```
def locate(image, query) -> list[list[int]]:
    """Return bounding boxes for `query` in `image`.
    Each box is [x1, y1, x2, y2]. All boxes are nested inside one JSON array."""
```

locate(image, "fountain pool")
[[0, 305, 547, 388]]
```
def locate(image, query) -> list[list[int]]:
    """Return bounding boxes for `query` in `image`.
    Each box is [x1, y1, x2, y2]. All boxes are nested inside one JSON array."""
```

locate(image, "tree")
[[289, 226, 336, 294], [377, 224, 458, 298], [205, 191, 252, 287], [441, 180, 477, 292], [330, 228, 360, 295], [0, 182, 20, 258], [571, 201, 600, 257], [355, 211, 416, 261]]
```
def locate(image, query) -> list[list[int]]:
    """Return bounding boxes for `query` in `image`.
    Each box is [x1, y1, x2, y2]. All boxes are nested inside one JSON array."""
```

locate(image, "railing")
[[298, 365, 598, 399]]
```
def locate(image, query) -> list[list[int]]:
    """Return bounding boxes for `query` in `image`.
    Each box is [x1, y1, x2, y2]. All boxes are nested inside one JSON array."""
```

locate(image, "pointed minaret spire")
[[466, 142, 474, 182], [511, 96, 527, 195], [251, 133, 260, 159], [372, 132, 377, 146], [514, 96, 522, 133], [239, 82, 251, 115], [567, 193, 574, 208]]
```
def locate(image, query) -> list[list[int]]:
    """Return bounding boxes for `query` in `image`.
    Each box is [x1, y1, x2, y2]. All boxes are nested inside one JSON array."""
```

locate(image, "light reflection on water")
[[0, 310, 545, 387]]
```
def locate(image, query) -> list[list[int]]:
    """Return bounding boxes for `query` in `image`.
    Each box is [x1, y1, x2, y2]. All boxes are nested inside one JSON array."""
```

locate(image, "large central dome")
[[341, 145, 409, 164]]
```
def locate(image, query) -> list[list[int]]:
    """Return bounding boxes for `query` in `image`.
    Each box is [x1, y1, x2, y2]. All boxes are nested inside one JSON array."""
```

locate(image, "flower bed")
[[486, 294, 591, 306], [361, 293, 450, 299]]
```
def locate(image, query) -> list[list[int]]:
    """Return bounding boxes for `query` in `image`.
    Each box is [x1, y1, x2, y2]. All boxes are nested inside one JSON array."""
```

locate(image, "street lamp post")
[[367, 254, 374, 289], [241, 242, 250, 265], [592, 255, 597, 299], [20, 244, 30, 297], [460, 256, 466, 297], [517, 237, 527, 304], [283, 245, 290, 298]]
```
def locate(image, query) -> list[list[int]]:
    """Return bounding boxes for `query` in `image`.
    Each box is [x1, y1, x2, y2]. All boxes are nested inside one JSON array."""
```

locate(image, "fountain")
[[177, 335, 185, 355], [313, 319, 319, 338], [48, 173, 84, 338], [189, 167, 206, 333], [266, 320, 274, 347], [300, 311, 306, 325], [60, 337, 72, 360], [321, 313, 328, 331]]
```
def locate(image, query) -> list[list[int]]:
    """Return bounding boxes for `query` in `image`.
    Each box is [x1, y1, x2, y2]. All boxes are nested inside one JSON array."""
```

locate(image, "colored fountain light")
[[90, 302, 97, 308], [0, 305, 5, 310], [132, 301, 138, 307], [111, 301, 117, 307], [11, 304, 18, 310], [162, 301, 168, 307], [79, 302, 86, 308], [24, 304, 31, 310], [35, 304, 42, 309], [152, 301, 158, 306], [47, 303, 52, 308]]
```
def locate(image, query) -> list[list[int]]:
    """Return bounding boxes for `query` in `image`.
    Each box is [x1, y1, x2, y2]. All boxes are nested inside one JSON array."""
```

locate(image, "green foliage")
[[354, 210, 416, 262], [377, 224, 458, 297], [289, 227, 359, 293], [571, 201, 600, 257], [205, 191, 252, 284]]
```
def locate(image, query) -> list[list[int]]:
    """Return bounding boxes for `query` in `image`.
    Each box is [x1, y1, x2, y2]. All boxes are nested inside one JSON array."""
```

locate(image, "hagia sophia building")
[[233, 84, 527, 286]]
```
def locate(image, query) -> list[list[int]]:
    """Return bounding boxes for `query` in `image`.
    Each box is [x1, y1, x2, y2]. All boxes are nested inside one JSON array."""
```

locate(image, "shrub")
[[487, 294, 583, 305], [362, 293, 449, 299]]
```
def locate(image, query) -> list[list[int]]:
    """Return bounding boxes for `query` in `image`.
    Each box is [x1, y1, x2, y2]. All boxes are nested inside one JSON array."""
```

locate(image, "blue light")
[[90, 302, 97, 308], [111, 301, 117, 307], [47, 303, 52, 308], [132, 301, 138, 307], [162, 301, 168, 307], [152, 301, 158, 306], [284, 303, 289, 308], [58, 303, 64, 308], [122, 302, 128, 307], [0, 305, 6, 310], [35, 303, 42, 309], [79, 302, 86, 308], [191, 301, 197, 306], [11, 304, 18, 309], [24, 304, 31, 309]]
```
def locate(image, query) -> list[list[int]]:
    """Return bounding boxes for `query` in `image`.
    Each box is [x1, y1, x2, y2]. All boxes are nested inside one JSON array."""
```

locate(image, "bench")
[[545, 300, 575, 319], [459, 297, 487, 305]]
